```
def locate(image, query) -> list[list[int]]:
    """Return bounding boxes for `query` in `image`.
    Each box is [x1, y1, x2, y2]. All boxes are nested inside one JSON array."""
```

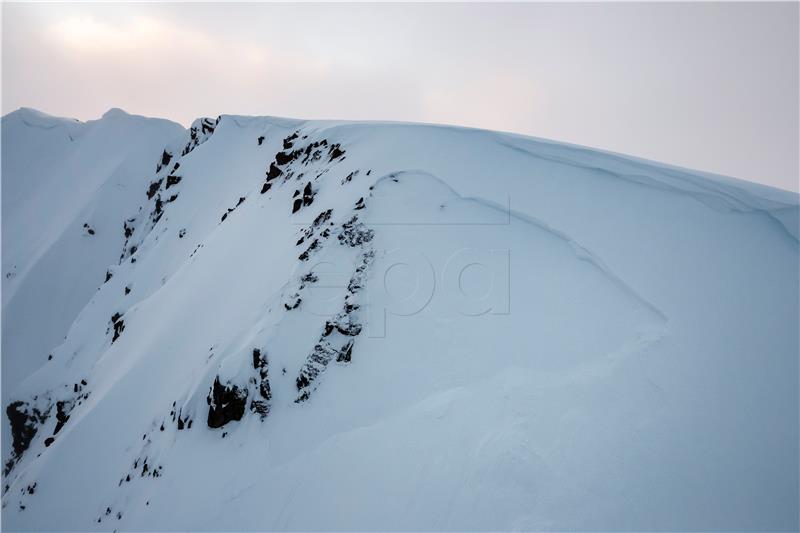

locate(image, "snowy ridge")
[[1, 109, 798, 531]]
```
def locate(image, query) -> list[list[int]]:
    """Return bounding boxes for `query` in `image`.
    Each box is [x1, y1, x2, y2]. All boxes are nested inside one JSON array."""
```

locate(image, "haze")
[[2, 2, 798, 192]]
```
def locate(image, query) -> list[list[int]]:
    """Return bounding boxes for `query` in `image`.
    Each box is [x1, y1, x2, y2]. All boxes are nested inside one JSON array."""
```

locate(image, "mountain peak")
[[101, 107, 131, 120], [2, 113, 798, 531]]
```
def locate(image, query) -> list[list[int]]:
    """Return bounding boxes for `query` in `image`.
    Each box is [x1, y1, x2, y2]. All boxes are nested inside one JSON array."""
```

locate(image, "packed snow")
[[1, 108, 798, 531]]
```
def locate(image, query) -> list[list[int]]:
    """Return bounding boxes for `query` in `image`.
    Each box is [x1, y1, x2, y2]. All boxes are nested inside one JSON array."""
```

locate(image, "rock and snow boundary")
[[1, 108, 798, 531]]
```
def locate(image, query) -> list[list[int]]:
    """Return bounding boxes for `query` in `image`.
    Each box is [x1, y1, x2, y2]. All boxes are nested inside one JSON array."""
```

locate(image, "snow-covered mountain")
[[1, 107, 798, 531]]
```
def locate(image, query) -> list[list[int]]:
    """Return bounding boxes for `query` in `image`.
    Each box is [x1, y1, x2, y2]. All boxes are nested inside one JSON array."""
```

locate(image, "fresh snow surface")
[[1, 108, 798, 531]]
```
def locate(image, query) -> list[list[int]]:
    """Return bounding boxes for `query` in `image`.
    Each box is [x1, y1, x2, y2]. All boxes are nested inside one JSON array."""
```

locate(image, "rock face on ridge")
[[1, 108, 798, 532]]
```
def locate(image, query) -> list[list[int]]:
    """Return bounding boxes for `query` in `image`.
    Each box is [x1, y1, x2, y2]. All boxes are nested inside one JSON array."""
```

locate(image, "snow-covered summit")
[[2, 109, 798, 531]]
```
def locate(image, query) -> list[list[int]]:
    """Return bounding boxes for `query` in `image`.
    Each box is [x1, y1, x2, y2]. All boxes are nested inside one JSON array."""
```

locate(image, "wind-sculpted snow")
[[1, 110, 798, 531]]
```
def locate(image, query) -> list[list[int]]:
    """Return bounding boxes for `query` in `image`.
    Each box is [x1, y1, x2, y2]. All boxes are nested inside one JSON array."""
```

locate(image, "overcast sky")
[[2, 2, 798, 192]]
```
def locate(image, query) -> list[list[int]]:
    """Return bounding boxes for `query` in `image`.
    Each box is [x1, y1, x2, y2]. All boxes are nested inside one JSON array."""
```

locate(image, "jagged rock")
[[182, 117, 218, 156], [206, 377, 248, 429], [111, 313, 125, 343], [338, 216, 374, 247], [302, 182, 314, 206], [298, 239, 320, 261], [257, 136, 265, 146], [53, 400, 73, 434], [328, 143, 345, 161], [336, 320, 362, 337], [159, 150, 172, 171], [337, 340, 354, 363], [300, 272, 318, 284], [5, 401, 48, 471], [266, 162, 282, 181], [313, 209, 333, 226], [292, 198, 303, 214], [249, 349, 272, 418], [341, 170, 359, 185], [283, 132, 299, 149], [165, 175, 182, 189], [147, 180, 162, 200], [275, 149, 301, 166]]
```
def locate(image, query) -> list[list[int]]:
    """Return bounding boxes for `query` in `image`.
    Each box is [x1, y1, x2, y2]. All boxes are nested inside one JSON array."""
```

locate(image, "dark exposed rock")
[[283, 132, 299, 149], [298, 239, 320, 261], [181, 117, 218, 156], [292, 198, 303, 214], [261, 182, 272, 194], [111, 313, 125, 343], [341, 170, 358, 185], [354, 197, 365, 210], [294, 341, 349, 401], [336, 320, 362, 337], [5, 401, 48, 471], [105, 270, 113, 283], [124, 286, 131, 295], [250, 400, 269, 417], [328, 143, 345, 161], [337, 340, 354, 363], [302, 182, 314, 206], [147, 180, 162, 200], [313, 209, 333, 226], [165, 175, 182, 189], [252, 348, 263, 370], [207, 377, 248, 429], [338, 216, 374, 247], [257, 136, 265, 146], [250, 349, 272, 418], [275, 149, 301, 166], [300, 272, 318, 284], [178, 229, 186, 239], [153, 196, 164, 222], [53, 400, 72, 434], [159, 150, 172, 171], [266, 162, 282, 181]]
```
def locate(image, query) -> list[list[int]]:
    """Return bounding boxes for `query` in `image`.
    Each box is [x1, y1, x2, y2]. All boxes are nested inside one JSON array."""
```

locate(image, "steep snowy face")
[[1, 108, 186, 407], [1, 110, 798, 531]]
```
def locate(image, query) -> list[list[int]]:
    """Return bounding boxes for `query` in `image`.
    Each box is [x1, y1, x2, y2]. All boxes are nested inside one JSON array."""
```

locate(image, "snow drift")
[[1, 108, 798, 531]]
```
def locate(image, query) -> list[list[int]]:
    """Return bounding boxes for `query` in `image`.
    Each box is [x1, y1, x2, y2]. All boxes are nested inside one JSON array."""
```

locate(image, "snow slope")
[[1, 109, 798, 531], [1, 108, 185, 406]]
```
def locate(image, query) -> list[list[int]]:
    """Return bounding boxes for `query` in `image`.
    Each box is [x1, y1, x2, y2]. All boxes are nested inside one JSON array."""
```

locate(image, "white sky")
[[2, 2, 798, 192]]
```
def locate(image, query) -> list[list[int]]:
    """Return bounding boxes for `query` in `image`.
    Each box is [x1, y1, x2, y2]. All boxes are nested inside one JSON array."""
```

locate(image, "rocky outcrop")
[[206, 377, 248, 429]]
